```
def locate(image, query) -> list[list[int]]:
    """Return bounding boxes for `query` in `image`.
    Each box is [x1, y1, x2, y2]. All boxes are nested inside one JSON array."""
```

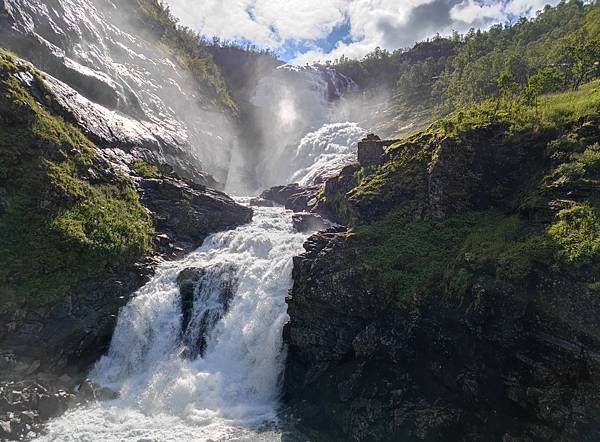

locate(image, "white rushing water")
[[37, 201, 309, 441], [289, 122, 366, 187]]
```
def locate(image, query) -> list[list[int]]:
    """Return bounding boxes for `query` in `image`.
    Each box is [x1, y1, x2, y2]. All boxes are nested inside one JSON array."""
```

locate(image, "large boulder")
[[176, 266, 237, 358], [139, 176, 252, 258], [260, 183, 321, 213]]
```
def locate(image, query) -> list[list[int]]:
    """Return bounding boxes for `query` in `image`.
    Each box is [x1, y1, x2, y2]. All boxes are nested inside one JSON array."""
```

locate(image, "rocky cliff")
[[0, 49, 251, 439], [283, 113, 600, 440], [0, 0, 238, 186]]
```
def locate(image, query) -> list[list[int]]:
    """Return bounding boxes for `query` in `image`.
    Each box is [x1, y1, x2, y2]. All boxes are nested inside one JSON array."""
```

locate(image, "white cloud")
[[163, 0, 563, 64], [450, 0, 505, 23]]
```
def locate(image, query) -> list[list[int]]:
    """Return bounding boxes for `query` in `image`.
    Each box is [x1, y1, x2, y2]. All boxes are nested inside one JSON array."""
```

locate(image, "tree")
[[494, 70, 519, 118], [568, 32, 600, 89], [524, 67, 565, 115]]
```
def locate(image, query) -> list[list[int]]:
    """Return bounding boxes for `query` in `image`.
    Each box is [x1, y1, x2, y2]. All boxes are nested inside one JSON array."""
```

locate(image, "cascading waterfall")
[[37, 201, 309, 441], [249, 64, 364, 189], [289, 122, 366, 186]]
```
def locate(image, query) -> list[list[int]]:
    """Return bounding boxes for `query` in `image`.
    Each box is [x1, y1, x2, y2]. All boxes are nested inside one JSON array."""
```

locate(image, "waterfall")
[[249, 64, 364, 189], [37, 201, 310, 441]]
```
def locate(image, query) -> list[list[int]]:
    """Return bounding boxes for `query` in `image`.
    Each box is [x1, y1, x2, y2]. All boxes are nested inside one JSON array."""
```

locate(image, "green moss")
[[352, 210, 500, 303], [548, 203, 600, 265], [352, 208, 557, 305], [131, 158, 160, 178], [0, 49, 153, 306]]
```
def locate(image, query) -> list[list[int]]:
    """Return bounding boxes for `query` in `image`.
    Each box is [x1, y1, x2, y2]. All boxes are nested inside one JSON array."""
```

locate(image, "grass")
[[431, 79, 600, 135], [0, 49, 154, 306], [351, 208, 559, 305], [131, 158, 160, 178]]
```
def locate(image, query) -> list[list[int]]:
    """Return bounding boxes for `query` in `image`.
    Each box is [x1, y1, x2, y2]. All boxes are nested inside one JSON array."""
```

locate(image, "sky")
[[163, 0, 562, 64]]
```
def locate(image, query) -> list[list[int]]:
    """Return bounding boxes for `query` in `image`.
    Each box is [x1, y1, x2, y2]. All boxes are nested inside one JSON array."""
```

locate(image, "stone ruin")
[[357, 134, 400, 167]]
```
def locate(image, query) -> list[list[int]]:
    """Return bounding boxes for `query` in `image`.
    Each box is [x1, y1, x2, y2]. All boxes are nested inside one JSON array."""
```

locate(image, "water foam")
[[36, 202, 309, 441]]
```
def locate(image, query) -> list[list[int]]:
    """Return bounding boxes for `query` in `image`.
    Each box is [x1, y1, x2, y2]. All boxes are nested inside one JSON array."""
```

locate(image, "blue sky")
[[164, 0, 561, 63]]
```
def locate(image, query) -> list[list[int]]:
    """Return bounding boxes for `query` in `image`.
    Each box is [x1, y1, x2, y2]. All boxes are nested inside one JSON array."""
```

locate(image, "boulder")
[[248, 197, 274, 207], [292, 213, 331, 233], [76, 379, 119, 403], [260, 183, 321, 213], [140, 176, 253, 259], [176, 268, 206, 333], [176, 267, 237, 358]]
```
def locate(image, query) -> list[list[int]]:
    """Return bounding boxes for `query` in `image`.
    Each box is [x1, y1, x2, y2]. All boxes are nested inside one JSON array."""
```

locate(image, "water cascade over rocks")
[[36, 201, 309, 441], [249, 65, 366, 189]]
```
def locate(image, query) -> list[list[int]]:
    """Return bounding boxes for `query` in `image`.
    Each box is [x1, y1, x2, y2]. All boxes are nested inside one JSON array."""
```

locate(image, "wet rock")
[[77, 379, 118, 403], [177, 268, 206, 333], [248, 197, 274, 207], [37, 391, 71, 419], [291, 213, 331, 233], [260, 183, 321, 213], [176, 267, 237, 358], [0, 0, 235, 188], [140, 176, 253, 259]]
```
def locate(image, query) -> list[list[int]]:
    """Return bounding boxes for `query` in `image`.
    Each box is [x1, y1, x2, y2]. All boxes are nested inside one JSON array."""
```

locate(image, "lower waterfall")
[[37, 200, 309, 441]]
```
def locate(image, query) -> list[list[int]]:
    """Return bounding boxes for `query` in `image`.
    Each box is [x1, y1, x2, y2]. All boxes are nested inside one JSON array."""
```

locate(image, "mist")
[[224, 62, 396, 194]]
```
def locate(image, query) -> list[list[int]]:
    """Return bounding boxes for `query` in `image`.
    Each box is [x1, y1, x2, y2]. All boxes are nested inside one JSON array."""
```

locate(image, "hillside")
[[284, 80, 600, 440], [329, 1, 600, 134]]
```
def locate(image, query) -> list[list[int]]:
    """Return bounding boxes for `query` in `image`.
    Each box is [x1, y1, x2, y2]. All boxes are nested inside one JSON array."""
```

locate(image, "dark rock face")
[[0, 260, 155, 378], [139, 176, 253, 259], [176, 266, 237, 359], [292, 213, 332, 233], [260, 183, 321, 213], [284, 231, 600, 441]]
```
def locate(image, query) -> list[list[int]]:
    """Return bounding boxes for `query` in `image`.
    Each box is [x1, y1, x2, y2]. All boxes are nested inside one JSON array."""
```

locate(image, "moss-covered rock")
[[0, 49, 154, 307], [285, 94, 600, 440]]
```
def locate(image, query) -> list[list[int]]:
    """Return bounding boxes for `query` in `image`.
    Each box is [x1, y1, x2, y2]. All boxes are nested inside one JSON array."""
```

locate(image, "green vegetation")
[[134, 0, 238, 113], [329, 1, 600, 131], [548, 203, 600, 264], [131, 158, 159, 178], [0, 50, 153, 306], [432, 79, 600, 134], [352, 210, 556, 304]]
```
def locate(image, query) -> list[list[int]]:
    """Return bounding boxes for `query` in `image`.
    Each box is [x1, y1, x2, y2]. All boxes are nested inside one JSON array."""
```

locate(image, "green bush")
[[548, 203, 600, 265]]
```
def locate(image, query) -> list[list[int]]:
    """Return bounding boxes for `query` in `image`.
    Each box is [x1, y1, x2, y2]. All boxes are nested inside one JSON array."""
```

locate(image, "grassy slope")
[[326, 82, 600, 321], [0, 50, 154, 306]]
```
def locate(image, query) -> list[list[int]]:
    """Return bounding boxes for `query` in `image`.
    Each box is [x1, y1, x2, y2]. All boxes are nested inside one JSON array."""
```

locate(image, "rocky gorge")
[[0, 32, 251, 440], [0, 0, 599, 441]]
